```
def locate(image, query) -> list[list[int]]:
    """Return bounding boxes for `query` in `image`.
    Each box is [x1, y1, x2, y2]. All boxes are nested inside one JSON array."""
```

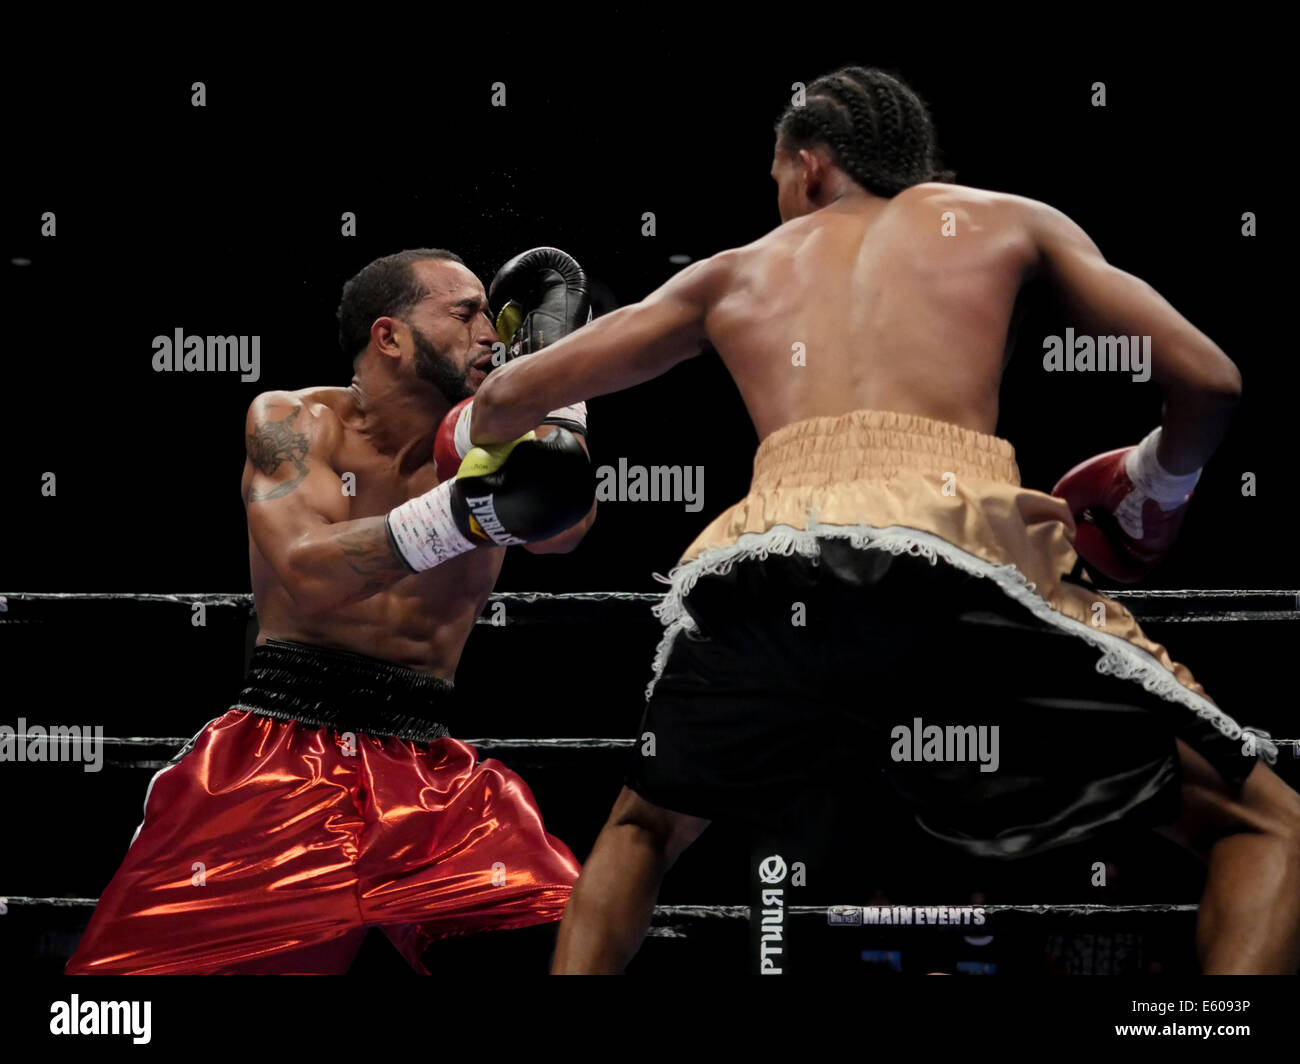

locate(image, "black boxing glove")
[[455, 427, 595, 544], [489, 246, 591, 357], [386, 428, 595, 570]]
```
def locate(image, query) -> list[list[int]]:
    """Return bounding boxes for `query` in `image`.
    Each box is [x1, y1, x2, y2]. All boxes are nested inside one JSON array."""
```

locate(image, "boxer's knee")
[[605, 786, 709, 863], [1160, 742, 1300, 859], [1239, 762, 1300, 851]]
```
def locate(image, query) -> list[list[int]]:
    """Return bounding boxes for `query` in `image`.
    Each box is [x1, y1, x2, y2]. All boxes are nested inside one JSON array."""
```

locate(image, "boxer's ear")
[[799, 146, 833, 199]]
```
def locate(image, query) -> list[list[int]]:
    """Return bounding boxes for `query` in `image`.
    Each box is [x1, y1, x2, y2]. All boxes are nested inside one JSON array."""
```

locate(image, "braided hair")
[[776, 67, 953, 196]]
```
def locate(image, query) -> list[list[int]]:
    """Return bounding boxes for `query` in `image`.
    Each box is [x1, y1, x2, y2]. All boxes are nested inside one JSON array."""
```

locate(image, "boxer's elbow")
[[284, 576, 339, 617], [1175, 346, 1242, 405], [1202, 357, 1242, 403], [281, 542, 347, 616]]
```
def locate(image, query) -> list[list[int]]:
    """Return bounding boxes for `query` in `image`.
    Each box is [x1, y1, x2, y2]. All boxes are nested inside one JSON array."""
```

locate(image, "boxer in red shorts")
[[67, 247, 596, 974]]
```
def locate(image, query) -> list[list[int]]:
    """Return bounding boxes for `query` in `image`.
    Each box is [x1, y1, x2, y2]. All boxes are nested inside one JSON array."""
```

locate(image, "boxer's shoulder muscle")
[[683, 240, 770, 307], [661, 247, 743, 303], [894, 183, 1042, 237], [916, 187, 1116, 282], [243, 387, 347, 504], [245, 388, 345, 464]]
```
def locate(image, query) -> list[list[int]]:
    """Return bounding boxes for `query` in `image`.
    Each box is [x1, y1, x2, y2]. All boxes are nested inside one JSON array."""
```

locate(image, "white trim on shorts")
[[127, 713, 227, 848], [646, 521, 1276, 764]]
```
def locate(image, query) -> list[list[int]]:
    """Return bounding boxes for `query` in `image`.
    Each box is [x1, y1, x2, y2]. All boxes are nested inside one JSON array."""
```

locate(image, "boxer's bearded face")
[[409, 322, 475, 403], [398, 259, 498, 403]]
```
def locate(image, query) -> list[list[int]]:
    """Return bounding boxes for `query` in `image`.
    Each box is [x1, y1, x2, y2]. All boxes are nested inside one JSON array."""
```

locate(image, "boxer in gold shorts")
[[471, 66, 1300, 974]]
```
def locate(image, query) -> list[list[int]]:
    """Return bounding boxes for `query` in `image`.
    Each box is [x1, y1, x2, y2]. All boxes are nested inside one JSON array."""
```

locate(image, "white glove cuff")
[[452, 402, 475, 462]]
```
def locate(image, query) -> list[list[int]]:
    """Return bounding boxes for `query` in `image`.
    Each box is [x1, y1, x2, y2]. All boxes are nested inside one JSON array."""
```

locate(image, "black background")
[[2, 19, 1295, 978]]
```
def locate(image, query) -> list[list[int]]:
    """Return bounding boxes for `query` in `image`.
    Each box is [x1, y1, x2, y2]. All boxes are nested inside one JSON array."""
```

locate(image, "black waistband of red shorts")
[[234, 639, 455, 743]]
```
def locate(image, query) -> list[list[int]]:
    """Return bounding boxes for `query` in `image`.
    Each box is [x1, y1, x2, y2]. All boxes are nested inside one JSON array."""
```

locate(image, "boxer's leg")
[[67, 711, 367, 975], [1155, 741, 1300, 974], [357, 735, 580, 974], [552, 787, 709, 974], [565, 554, 826, 975]]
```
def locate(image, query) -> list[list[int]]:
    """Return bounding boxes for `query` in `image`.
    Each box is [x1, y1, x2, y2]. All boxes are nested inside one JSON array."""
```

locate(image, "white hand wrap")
[[386, 479, 477, 572], [1124, 428, 1202, 510]]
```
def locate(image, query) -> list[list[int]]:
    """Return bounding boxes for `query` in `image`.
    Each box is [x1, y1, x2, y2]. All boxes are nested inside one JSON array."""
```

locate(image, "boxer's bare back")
[[706, 184, 1026, 439], [476, 180, 1238, 478], [700, 182, 1238, 469]]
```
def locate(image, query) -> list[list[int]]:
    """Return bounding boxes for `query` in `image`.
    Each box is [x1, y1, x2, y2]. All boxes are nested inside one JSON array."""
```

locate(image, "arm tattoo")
[[337, 523, 408, 585], [247, 403, 310, 501]]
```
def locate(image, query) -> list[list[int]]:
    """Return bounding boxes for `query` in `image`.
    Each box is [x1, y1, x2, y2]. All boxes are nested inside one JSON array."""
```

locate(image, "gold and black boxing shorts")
[[626, 410, 1271, 858]]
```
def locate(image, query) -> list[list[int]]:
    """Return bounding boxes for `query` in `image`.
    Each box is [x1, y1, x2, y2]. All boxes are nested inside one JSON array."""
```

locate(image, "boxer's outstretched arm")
[[242, 392, 411, 614], [1028, 202, 1242, 472], [470, 256, 726, 444]]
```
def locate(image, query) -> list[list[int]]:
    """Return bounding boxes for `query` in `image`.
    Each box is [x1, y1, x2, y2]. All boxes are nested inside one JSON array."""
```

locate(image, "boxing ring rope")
[[95, 735, 639, 749], [0, 896, 1203, 941], [3, 588, 1295, 937], [0, 897, 1198, 915], [0, 894, 1201, 938], [3, 588, 1299, 623], [2, 589, 1297, 763]]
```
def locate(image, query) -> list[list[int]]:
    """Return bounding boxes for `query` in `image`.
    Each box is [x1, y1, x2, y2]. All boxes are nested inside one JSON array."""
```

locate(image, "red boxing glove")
[[1052, 429, 1200, 583], [435, 396, 590, 483], [434, 398, 474, 482]]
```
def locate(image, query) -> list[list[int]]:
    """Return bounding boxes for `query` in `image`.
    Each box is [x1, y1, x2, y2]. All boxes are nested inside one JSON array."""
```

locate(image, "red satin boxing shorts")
[[67, 639, 578, 974]]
